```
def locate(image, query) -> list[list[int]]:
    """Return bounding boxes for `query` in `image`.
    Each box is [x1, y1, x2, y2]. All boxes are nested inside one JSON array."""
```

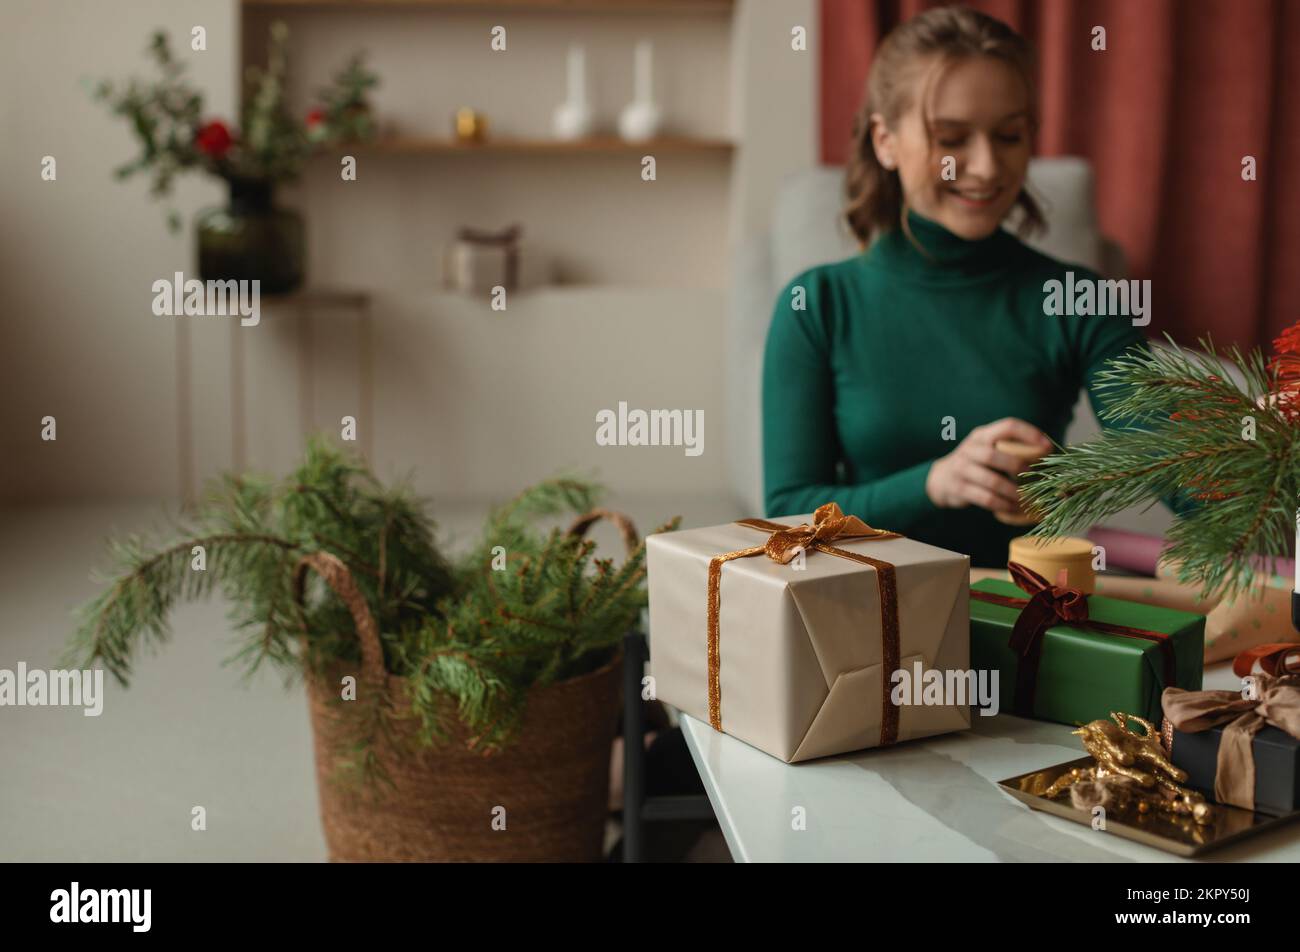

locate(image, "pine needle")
[[1020, 335, 1300, 599]]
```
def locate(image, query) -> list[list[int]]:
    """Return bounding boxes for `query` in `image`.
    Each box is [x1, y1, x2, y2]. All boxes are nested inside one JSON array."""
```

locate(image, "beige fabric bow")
[[1162, 675, 1300, 811]]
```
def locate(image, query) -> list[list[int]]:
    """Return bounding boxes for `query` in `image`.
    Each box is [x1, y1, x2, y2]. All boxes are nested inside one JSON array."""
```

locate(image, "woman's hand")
[[924, 417, 1051, 513]]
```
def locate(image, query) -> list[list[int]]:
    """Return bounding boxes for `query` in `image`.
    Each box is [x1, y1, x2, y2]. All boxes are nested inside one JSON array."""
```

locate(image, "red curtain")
[[820, 0, 1300, 350]]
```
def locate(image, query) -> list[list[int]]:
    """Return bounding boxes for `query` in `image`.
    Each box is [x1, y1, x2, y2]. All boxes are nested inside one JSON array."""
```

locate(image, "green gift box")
[[970, 578, 1205, 725]]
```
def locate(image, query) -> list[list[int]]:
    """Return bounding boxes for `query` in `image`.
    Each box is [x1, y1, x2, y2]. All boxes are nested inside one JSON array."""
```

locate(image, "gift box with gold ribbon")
[[646, 503, 971, 763], [971, 566, 1205, 726]]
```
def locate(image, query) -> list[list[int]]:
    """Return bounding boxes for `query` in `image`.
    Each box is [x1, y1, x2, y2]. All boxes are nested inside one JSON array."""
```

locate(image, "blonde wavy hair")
[[844, 6, 1044, 246]]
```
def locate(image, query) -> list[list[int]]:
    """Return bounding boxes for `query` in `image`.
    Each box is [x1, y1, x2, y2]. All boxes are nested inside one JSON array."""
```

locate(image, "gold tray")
[[997, 756, 1300, 856]]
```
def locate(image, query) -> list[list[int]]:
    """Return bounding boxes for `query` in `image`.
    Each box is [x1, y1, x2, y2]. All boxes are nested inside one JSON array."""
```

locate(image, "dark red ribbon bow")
[[972, 561, 1178, 717], [1005, 562, 1089, 658]]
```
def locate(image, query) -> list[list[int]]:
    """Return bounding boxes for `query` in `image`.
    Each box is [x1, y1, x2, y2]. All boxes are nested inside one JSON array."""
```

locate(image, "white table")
[[678, 662, 1300, 862]]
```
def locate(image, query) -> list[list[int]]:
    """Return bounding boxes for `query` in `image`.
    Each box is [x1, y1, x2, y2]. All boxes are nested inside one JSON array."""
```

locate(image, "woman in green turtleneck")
[[763, 9, 1157, 568]]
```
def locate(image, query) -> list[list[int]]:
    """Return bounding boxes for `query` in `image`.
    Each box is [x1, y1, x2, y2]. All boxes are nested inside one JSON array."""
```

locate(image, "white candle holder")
[[618, 40, 663, 142], [1293, 509, 1299, 631], [553, 44, 594, 141]]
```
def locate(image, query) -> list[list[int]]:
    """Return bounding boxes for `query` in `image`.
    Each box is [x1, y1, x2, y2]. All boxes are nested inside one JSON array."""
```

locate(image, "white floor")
[[0, 494, 739, 861]]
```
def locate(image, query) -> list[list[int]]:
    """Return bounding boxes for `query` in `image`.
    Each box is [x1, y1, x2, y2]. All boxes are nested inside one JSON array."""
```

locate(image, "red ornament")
[[1268, 320, 1300, 422], [194, 120, 233, 158], [306, 108, 325, 128]]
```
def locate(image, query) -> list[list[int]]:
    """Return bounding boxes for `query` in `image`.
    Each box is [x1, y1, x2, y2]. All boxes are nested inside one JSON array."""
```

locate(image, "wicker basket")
[[297, 508, 636, 862]]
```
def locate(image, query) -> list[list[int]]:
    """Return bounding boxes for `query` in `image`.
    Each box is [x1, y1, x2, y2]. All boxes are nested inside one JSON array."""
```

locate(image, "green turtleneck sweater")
[[762, 212, 1151, 568]]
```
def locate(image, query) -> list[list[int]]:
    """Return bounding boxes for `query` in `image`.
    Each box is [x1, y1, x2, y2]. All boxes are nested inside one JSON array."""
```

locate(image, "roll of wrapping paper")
[[1086, 527, 1169, 575], [976, 569, 1215, 613], [1092, 575, 1219, 615], [1087, 526, 1295, 580], [1152, 564, 1297, 663]]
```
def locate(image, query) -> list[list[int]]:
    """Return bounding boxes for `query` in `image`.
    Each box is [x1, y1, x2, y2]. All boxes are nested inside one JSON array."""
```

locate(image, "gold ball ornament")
[[454, 107, 488, 143]]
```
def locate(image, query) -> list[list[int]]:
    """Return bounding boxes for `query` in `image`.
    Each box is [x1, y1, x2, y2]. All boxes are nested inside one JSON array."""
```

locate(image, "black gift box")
[[1169, 723, 1300, 816]]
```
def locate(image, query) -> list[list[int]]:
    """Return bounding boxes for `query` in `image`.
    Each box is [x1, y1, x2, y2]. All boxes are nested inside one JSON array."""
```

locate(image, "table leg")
[[176, 318, 194, 508], [297, 300, 313, 445], [359, 300, 374, 461], [230, 319, 246, 471]]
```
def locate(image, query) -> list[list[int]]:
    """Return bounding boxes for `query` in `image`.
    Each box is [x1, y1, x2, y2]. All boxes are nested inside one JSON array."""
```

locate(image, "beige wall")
[[1, 0, 238, 502], [730, 0, 817, 243], [1, 0, 815, 505]]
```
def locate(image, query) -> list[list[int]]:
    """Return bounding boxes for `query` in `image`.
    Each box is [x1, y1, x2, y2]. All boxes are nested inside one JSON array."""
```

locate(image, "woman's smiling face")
[[871, 55, 1033, 240]]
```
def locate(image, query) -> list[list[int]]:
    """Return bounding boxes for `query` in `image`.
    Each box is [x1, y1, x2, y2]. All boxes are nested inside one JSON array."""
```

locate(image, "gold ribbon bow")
[[1162, 675, 1300, 811], [707, 503, 902, 743], [750, 503, 888, 565]]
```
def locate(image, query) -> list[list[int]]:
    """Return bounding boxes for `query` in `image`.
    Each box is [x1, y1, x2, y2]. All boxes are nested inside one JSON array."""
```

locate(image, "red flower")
[[306, 108, 325, 128], [194, 120, 233, 158]]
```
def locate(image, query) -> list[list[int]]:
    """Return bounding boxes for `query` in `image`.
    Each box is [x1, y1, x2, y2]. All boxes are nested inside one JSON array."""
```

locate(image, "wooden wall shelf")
[[241, 0, 733, 13], [329, 135, 734, 155]]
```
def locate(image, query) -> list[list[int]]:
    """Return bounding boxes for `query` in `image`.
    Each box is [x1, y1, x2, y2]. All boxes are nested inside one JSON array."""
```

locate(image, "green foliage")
[[90, 23, 379, 230], [90, 31, 206, 208], [397, 480, 679, 752], [1021, 336, 1300, 599], [309, 53, 380, 144], [70, 444, 677, 773], [237, 20, 310, 185], [69, 437, 455, 686]]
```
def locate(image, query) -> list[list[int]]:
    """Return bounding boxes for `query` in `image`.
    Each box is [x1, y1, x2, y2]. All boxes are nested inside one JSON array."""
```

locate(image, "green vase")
[[196, 178, 305, 294]]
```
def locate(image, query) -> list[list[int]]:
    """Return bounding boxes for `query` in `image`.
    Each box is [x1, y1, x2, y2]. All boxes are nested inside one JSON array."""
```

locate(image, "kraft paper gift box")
[[646, 506, 971, 763], [970, 574, 1205, 726]]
